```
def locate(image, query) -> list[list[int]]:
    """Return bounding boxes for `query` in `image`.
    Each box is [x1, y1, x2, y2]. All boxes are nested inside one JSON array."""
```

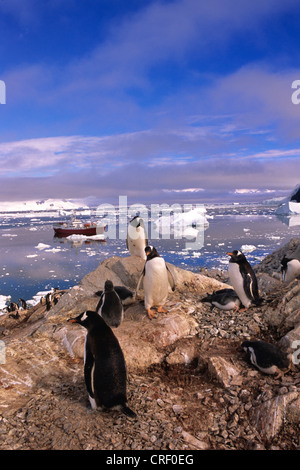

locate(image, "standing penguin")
[[227, 250, 261, 309], [201, 288, 241, 312], [241, 340, 291, 378], [96, 280, 124, 328], [127, 215, 148, 260], [68, 310, 136, 418], [136, 245, 175, 319], [281, 245, 300, 283]]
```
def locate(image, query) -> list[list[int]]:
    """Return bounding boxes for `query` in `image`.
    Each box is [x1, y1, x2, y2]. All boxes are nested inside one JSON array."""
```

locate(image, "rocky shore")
[[0, 239, 300, 450]]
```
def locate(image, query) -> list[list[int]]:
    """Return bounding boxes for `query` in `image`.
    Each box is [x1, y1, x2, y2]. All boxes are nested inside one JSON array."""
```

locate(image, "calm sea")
[[0, 202, 299, 307]]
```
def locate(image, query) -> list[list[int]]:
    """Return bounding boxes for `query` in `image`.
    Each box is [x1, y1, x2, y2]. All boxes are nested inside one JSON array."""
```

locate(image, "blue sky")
[[1, 0, 300, 204]]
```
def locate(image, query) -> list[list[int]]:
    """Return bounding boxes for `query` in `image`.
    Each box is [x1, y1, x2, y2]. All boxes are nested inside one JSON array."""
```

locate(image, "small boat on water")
[[53, 216, 106, 238]]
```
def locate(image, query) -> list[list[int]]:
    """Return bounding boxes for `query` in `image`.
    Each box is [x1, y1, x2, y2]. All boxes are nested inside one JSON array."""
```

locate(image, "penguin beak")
[[227, 252, 233, 256], [68, 318, 77, 323]]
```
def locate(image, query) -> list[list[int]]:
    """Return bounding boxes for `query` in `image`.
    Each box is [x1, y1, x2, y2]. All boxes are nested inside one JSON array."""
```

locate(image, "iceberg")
[[153, 206, 209, 238], [275, 184, 300, 215]]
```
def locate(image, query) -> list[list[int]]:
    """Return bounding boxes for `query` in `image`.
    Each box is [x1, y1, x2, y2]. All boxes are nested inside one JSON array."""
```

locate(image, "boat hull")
[[53, 222, 106, 238], [54, 227, 98, 237]]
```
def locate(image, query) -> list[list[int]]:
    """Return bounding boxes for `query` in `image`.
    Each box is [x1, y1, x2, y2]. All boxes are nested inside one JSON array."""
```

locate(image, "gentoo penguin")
[[136, 245, 175, 319], [18, 298, 27, 310], [281, 245, 300, 283], [5, 301, 18, 313], [95, 285, 135, 306], [96, 280, 124, 327], [227, 250, 261, 309], [241, 340, 291, 378], [68, 310, 136, 418], [201, 288, 241, 312], [127, 215, 148, 260]]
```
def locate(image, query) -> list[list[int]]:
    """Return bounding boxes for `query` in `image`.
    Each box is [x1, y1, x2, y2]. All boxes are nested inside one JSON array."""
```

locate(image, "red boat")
[[53, 217, 106, 238]]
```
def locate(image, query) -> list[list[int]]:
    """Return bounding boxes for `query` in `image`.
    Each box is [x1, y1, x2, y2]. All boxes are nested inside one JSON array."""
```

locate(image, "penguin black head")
[[104, 280, 114, 292], [227, 250, 247, 264], [68, 310, 100, 329], [130, 215, 144, 228], [145, 245, 159, 259]]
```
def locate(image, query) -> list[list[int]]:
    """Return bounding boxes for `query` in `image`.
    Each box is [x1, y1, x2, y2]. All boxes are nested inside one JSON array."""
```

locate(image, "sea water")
[[0, 202, 299, 308]]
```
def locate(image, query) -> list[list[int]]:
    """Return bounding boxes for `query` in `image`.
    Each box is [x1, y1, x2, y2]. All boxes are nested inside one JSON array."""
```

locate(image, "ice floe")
[[240, 244, 257, 253]]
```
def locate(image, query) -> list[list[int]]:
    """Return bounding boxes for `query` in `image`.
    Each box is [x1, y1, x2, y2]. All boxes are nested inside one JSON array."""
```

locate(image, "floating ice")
[[241, 245, 257, 253], [154, 206, 209, 238], [35, 243, 51, 250]]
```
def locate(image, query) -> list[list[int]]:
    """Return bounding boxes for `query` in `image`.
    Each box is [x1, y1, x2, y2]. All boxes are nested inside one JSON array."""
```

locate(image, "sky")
[[1, 0, 300, 205]]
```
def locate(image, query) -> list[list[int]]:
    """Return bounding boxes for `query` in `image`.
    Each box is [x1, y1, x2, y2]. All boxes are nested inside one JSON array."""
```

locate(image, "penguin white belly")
[[144, 258, 169, 309], [228, 263, 251, 308], [212, 300, 239, 311], [285, 259, 300, 283], [248, 347, 278, 375], [127, 226, 147, 259]]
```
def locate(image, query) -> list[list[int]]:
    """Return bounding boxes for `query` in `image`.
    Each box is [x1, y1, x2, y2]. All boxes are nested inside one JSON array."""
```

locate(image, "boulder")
[[207, 356, 242, 388], [250, 391, 299, 442], [34, 255, 228, 371]]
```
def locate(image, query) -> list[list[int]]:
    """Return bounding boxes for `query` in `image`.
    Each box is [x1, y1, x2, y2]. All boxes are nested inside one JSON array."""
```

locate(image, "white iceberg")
[[275, 184, 300, 215], [154, 206, 209, 238], [35, 243, 51, 250], [241, 244, 257, 253]]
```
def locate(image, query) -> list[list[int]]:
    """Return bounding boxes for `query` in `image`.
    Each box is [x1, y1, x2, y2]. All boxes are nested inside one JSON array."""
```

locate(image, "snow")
[[0, 295, 11, 314], [0, 198, 89, 213]]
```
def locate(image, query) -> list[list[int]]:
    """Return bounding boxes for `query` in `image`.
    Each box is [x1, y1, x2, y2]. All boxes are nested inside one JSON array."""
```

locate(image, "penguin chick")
[[68, 310, 136, 418], [126, 215, 148, 260], [95, 286, 136, 306], [136, 245, 175, 319], [96, 280, 124, 327], [201, 288, 241, 311], [241, 340, 291, 378], [227, 250, 262, 310]]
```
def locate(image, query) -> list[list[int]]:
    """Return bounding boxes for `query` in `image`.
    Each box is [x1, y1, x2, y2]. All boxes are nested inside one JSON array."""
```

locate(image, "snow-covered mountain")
[[0, 198, 89, 213]]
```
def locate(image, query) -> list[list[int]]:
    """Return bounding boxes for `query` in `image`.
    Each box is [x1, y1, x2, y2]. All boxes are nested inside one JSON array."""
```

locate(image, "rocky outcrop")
[[0, 248, 300, 450]]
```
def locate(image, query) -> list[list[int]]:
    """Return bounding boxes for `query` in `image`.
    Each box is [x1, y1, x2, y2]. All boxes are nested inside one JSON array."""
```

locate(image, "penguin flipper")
[[166, 264, 176, 291], [95, 292, 105, 313], [84, 343, 95, 400], [243, 270, 259, 302], [121, 405, 137, 418]]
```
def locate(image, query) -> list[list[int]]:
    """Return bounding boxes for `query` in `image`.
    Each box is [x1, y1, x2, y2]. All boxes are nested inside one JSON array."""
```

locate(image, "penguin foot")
[[147, 308, 158, 319], [157, 306, 167, 313]]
